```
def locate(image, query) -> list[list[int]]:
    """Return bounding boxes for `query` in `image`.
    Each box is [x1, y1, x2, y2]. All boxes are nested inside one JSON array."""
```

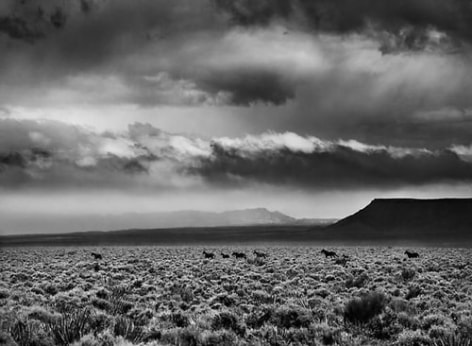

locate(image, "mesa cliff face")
[[326, 198, 472, 242]]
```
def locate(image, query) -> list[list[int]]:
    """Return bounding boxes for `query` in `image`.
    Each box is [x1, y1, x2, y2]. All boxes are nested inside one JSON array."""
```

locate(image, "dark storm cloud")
[[214, 0, 472, 49], [1, 119, 472, 191], [2, 0, 470, 110], [1, 0, 472, 150], [0, 0, 222, 80], [196, 140, 472, 189], [192, 68, 295, 106]]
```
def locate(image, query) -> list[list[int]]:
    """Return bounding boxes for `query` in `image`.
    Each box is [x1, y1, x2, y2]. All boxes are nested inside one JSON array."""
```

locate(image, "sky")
[[1, 0, 472, 232]]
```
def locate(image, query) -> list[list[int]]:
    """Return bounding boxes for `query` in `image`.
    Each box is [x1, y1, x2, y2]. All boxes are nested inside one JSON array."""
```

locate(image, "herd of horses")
[[202, 250, 265, 259], [200, 248, 421, 261], [89, 249, 420, 263]]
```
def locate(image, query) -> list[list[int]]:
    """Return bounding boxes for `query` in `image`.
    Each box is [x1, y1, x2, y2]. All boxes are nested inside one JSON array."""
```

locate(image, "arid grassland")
[[0, 246, 471, 346]]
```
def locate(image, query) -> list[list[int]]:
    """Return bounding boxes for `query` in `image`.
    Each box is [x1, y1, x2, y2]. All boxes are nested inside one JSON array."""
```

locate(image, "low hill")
[[324, 198, 472, 244], [0, 208, 330, 235], [0, 225, 315, 246]]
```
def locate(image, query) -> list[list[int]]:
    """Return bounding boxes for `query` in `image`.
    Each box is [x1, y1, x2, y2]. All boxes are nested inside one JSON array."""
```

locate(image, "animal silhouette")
[[91, 252, 102, 260], [405, 250, 420, 258], [220, 252, 230, 258], [203, 250, 215, 259], [253, 250, 268, 258], [321, 249, 338, 258], [232, 251, 247, 259]]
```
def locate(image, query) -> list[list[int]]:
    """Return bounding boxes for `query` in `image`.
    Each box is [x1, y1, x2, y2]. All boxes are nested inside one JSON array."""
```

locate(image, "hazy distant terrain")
[[0, 208, 334, 236], [2, 199, 472, 247]]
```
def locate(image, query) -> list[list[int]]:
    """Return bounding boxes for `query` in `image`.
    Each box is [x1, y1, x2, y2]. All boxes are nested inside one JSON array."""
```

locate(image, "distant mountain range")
[[2, 198, 471, 246], [0, 208, 335, 235]]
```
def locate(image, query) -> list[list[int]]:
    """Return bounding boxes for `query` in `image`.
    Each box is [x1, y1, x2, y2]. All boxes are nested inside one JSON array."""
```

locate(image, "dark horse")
[[253, 250, 268, 258], [232, 251, 247, 259], [203, 251, 215, 259], [321, 249, 338, 258], [91, 252, 103, 260], [405, 250, 420, 258], [220, 252, 230, 258]]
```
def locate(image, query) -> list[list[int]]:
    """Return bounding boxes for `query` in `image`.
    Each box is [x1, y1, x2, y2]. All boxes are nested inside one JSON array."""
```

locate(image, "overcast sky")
[[1, 0, 472, 231]]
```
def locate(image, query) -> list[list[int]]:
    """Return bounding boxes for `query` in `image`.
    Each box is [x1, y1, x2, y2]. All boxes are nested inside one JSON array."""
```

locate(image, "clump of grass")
[[245, 308, 273, 329], [346, 272, 369, 288], [0, 289, 10, 300], [401, 268, 416, 281], [0, 331, 17, 346], [212, 311, 245, 336], [48, 308, 93, 345], [170, 311, 190, 328], [10, 319, 36, 346], [91, 298, 112, 312], [405, 286, 422, 300], [251, 290, 273, 304], [344, 292, 386, 325], [433, 332, 472, 346], [397, 329, 431, 346], [10, 319, 53, 346], [113, 316, 144, 343], [27, 306, 57, 324], [161, 327, 201, 346], [201, 329, 238, 346], [272, 305, 312, 329], [43, 284, 58, 296], [70, 333, 100, 346]]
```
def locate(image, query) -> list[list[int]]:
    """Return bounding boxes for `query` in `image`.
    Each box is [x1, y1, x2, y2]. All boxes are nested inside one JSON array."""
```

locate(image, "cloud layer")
[[1, 0, 472, 152], [1, 119, 472, 191]]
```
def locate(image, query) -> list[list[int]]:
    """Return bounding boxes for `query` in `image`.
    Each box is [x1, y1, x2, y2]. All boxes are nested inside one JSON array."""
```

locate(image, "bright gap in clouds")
[[1, 184, 471, 220]]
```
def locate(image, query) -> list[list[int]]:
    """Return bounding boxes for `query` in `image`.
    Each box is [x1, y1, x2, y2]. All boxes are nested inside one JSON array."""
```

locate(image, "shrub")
[[401, 268, 416, 281], [10, 319, 53, 346], [161, 327, 200, 346], [422, 314, 447, 330], [397, 312, 420, 330], [272, 305, 312, 329], [366, 310, 402, 340], [429, 325, 454, 340], [179, 287, 194, 303], [397, 330, 431, 346], [70, 333, 100, 346], [212, 311, 244, 335], [201, 329, 238, 346], [346, 272, 369, 288], [313, 323, 342, 345], [252, 290, 273, 304], [113, 316, 144, 343], [344, 292, 386, 324], [27, 306, 56, 324], [178, 327, 204, 346], [88, 313, 112, 336], [91, 298, 112, 311], [110, 299, 133, 315], [433, 332, 472, 346], [246, 308, 273, 329], [0, 289, 10, 299], [96, 289, 109, 300], [405, 286, 422, 300], [0, 331, 17, 346], [43, 284, 58, 296], [171, 312, 190, 328], [48, 308, 93, 345], [10, 319, 36, 346]]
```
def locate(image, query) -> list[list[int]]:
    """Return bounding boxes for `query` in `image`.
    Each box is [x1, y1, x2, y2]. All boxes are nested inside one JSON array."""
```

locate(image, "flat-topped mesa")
[[329, 198, 472, 239]]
